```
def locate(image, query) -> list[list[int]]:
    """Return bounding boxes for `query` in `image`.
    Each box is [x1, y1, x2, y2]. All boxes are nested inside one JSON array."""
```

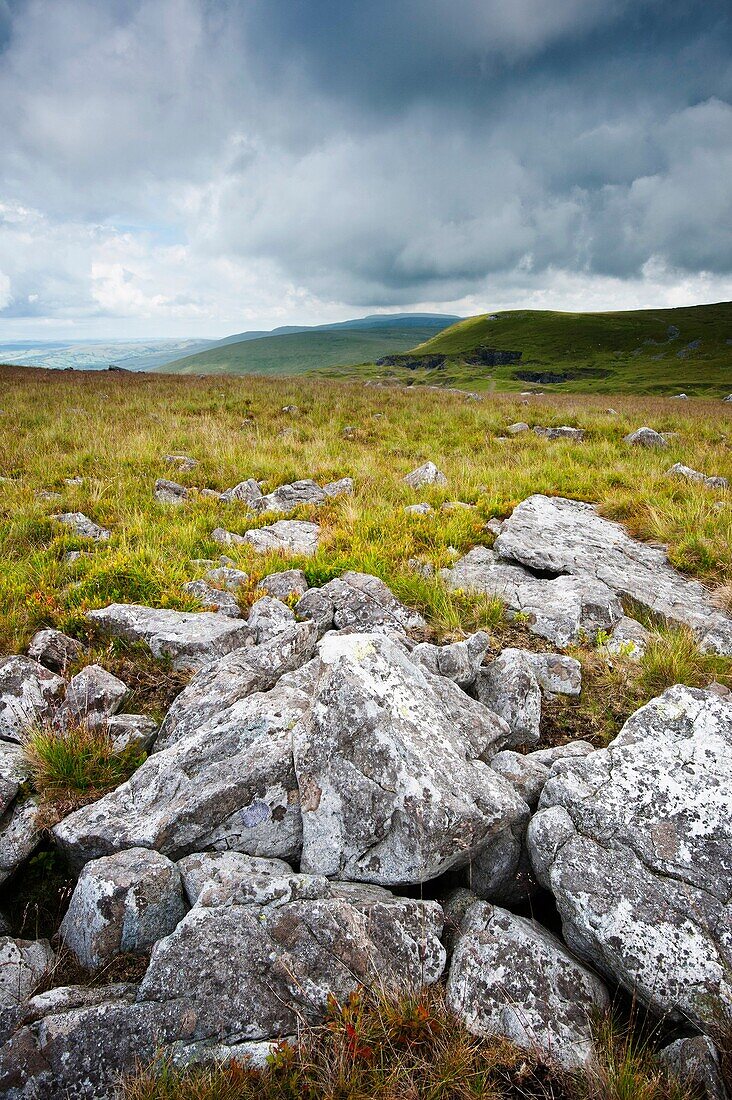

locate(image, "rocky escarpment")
[[0, 497, 731, 1098]]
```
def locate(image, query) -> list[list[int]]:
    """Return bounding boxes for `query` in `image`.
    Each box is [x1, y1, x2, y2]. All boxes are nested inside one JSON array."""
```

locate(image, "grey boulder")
[[154, 478, 189, 505], [0, 657, 65, 743], [658, 1036, 729, 1100], [246, 596, 296, 643], [0, 938, 55, 1009], [411, 631, 490, 688], [258, 568, 309, 601], [0, 798, 40, 886], [296, 571, 427, 638], [221, 478, 263, 508], [50, 512, 110, 540], [244, 519, 320, 556], [183, 579, 242, 618], [60, 664, 128, 728], [623, 426, 668, 447], [27, 629, 83, 674], [533, 426, 585, 441], [667, 463, 728, 491], [105, 713, 158, 754], [403, 461, 448, 488]]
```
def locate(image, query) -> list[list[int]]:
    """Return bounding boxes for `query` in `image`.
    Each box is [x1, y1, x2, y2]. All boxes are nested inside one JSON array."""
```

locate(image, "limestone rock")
[[259, 479, 327, 513], [205, 566, 248, 591], [403, 461, 448, 488], [489, 751, 550, 809], [0, 938, 55, 1010], [177, 851, 294, 906], [527, 741, 595, 767], [51, 511, 110, 540], [0, 799, 40, 886], [60, 848, 187, 970], [476, 650, 543, 747], [447, 901, 609, 1070], [105, 713, 158, 754], [183, 580, 242, 618], [258, 568, 309, 600], [494, 495, 732, 654], [411, 631, 490, 688], [442, 546, 622, 647], [323, 477, 354, 499], [294, 633, 526, 885], [296, 572, 427, 638], [0, 657, 65, 743], [164, 454, 198, 471], [211, 527, 248, 546], [247, 596, 296, 643], [154, 478, 189, 505], [221, 478, 263, 508], [507, 422, 529, 435], [27, 629, 83, 674], [156, 621, 316, 750], [623, 426, 668, 448], [405, 502, 432, 515], [86, 603, 251, 671], [61, 664, 128, 728], [244, 519, 320, 556], [528, 685, 732, 1031]]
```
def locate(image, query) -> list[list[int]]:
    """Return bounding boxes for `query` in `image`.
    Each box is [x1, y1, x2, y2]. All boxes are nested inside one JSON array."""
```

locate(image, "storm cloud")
[[0, 0, 730, 336]]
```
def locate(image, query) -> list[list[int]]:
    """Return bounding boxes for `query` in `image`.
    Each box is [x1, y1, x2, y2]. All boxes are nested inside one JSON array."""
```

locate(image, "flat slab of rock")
[[60, 848, 187, 969], [296, 571, 427, 637], [0, 657, 65, 743], [86, 603, 252, 671], [50, 511, 110, 540], [441, 546, 621, 647], [447, 901, 608, 1070], [494, 495, 732, 654], [244, 519, 320, 556], [294, 633, 526, 885], [528, 685, 732, 1031]]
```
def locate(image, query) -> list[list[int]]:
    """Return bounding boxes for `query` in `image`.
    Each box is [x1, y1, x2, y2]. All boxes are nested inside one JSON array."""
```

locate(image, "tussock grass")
[[121, 985, 697, 1100], [23, 719, 146, 823]]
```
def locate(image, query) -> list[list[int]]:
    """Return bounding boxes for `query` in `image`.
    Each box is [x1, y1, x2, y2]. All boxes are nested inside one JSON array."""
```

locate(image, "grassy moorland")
[[317, 301, 732, 395], [1, 362, 731, 748]]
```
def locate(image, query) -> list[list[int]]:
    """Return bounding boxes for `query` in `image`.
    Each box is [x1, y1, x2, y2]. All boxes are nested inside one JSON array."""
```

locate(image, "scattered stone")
[[60, 848, 187, 970], [528, 685, 732, 1030], [411, 631, 490, 688], [623, 426, 668, 448], [86, 604, 252, 671], [50, 511, 110, 540], [183, 580, 242, 618], [601, 615, 650, 659], [407, 557, 434, 578], [244, 519, 320, 556], [0, 656, 65, 743], [493, 494, 732, 654], [484, 518, 504, 536], [258, 569, 309, 601], [27, 629, 83, 674], [64, 477, 84, 487], [281, 405, 298, 414], [36, 489, 62, 502], [447, 902, 609, 1070], [671, 393, 689, 399], [403, 461, 448, 488], [667, 463, 728, 491], [533, 426, 585, 441], [294, 633, 525, 885], [105, 713, 158, 754], [442, 546, 622, 648], [323, 477, 354, 498], [61, 664, 128, 728], [0, 937, 55, 1008], [211, 527, 248, 547], [405, 502, 432, 515], [199, 487, 226, 502], [220, 478, 263, 508], [295, 572, 427, 638], [258, 479, 327, 513], [165, 455, 198, 471], [154, 479, 189, 505], [507, 422, 529, 435]]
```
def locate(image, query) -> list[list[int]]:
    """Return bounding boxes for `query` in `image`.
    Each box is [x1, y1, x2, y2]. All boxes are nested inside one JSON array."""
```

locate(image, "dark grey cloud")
[[0, 0, 730, 336]]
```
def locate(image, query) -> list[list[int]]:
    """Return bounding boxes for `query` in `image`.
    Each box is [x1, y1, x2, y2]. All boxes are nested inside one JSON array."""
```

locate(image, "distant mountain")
[[315, 302, 732, 397], [159, 314, 461, 375], [0, 338, 216, 373]]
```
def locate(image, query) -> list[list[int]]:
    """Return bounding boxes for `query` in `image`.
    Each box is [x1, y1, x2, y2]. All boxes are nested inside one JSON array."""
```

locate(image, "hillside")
[[161, 315, 459, 375], [316, 302, 732, 396]]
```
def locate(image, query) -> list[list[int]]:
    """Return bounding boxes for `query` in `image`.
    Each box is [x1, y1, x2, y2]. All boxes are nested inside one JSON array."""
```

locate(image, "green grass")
[[161, 323, 455, 376], [121, 985, 697, 1100], [315, 302, 732, 396], [1, 363, 730, 747]]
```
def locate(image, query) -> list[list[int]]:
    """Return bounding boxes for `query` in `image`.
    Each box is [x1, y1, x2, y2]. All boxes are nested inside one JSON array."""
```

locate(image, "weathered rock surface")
[[447, 902, 609, 1070], [256, 476, 352, 516], [0, 938, 55, 1008], [0, 799, 40, 885], [507, 422, 529, 435], [411, 631, 490, 687], [489, 751, 550, 809], [442, 546, 622, 647], [27, 629, 83, 674], [294, 633, 526, 885], [494, 494, 732, 654], [602, 615, 650, 658], [296, 571, 427, 638], [244, 519, 320, 556], [667, 463, 729, 491], [154, 478, 189, 505], [528, 685, 732, 1031], [60, 848, 187, 969], [176, 851, 294, 906], [53, 665, 315, 870], [221, 478, 263, 507], [0, 657, 64, 742], [211, 526, 248, 546], [534, 426, 585, 441], [205, 566, 248, 591], [156, 620, 317, 750], [403, 461, 448, 488], [658, 1035, 729, 1100], [247, 596, 296, 643], [105, 713, 158, 754], [164, 454, 198, 471], [183, 580, 242, 618], [258, 568, 308, 600], [405, 502, 432, 515], [51, 511, 110, 540], [624, 426, 668, 447], [476, 650, 543, 747], [60, 664, 128, 728], [86, 603, 251, 671]]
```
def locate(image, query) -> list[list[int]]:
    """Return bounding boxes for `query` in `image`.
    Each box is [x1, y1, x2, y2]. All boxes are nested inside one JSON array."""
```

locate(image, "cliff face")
[[376, 345, 522, 369]]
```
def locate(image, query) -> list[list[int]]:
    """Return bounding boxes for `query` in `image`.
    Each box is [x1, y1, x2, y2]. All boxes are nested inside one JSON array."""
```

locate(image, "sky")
[[0, 0, 731, 340]]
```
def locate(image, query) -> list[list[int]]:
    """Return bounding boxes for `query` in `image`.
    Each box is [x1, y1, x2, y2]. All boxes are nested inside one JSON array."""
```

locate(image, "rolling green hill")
[[159, 316, 458, 376], [316, 302, 732, 396]]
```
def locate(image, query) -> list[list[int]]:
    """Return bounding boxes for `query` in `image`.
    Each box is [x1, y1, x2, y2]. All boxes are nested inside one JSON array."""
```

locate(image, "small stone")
[[244, 520, 320, 557], [623, 426, 668, 448], [258, 569, 309, 601], [322, 477, 354, 499], [204, 566, 248, 591], [183, 580, 242, 618], [533, 426, 585, 441], [154, 479, 189, 505], [50, 512, 110, 540], [164, 455, 198, 470], [221, 479, 263, 508], [405, 503, 433, 515], [211, 527, 248, 547], [403, 461, 448, 488], [407, 558, 434, 578], [281, 405, 298, 414], [506, 422, 529, 435]]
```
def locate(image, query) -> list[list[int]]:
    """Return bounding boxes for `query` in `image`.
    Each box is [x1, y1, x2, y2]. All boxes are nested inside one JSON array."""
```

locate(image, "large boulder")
[[258, 568, 309, 601], [475, 650, 543, 747], [0, 657, 65, 743], [244, 519, 320, 556], [294, 633, 527, 885], [658, 1036, 729, 1100], [494, 495, 732, 654], [53, 665, 316, 871], [447, 901, 609, 1070], [246, 596, 296, 643], [85, 603, 252, 671], [0, 799, 40, 886], [176, 851, 294, 906], [441, 546, 622, 648], [156, 621, 317, 750], [60, 848, 187, 969], [296, 572, 427, 637], [528, 686, 732, 1031]]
